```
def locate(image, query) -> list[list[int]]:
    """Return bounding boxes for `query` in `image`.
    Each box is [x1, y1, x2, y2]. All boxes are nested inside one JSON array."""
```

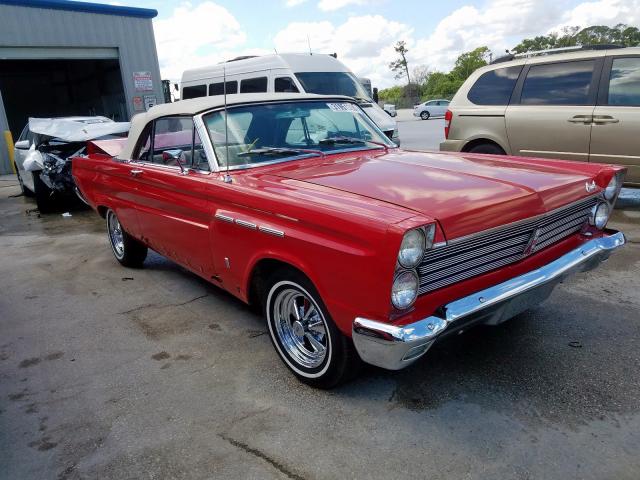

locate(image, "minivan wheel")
[[106, 209, 147, 267], [420, 111, 430, 120], [264, 269, 361, 389], [467, 143, 505, 155]]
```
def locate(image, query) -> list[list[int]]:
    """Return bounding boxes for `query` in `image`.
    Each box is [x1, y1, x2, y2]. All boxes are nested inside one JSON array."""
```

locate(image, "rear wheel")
[[264, 269, 361, 388], [467, 143, 505, 155], [420, 111, 430, 120], [106, 209, 147, 268]]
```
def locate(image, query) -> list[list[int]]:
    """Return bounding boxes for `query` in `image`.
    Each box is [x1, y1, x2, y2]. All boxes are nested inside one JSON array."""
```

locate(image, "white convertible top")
[[29, 116, 130, 142], [121, 92, 352, 159]]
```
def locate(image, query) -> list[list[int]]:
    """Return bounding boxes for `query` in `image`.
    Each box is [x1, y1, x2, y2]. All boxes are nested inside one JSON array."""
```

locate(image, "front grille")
[[418, 196, 598, 295]]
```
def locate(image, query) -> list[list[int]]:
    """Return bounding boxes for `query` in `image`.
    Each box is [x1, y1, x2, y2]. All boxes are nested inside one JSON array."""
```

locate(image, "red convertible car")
[[73, 93, 626, 388]]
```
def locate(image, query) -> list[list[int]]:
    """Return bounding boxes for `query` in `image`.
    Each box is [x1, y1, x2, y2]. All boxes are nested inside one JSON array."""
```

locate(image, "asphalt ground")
[[0, 171, 639, 480]]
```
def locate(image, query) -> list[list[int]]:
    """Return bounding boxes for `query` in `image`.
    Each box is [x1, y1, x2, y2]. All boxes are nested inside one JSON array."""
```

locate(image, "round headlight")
[[398, 229, 426, 268], [590, 202, 610, 229], [604, 174, 620, 201], [392, 270, 419, 310]]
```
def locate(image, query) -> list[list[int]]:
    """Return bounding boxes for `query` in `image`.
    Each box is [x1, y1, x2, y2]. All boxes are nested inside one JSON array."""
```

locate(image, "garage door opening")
[[0, 58, 127, 139]]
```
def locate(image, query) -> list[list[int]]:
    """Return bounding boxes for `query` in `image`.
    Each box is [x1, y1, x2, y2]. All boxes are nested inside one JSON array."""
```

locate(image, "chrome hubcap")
[[272, 288, 328, 369], [107, 211, 125, 258]]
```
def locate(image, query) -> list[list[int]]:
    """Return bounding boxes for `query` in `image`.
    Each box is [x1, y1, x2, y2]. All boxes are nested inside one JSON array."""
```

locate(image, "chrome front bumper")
[[352, 231, 625, 370]]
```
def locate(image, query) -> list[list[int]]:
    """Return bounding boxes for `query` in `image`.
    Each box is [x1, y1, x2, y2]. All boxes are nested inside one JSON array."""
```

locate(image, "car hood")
[[271, 149, 598, 239]]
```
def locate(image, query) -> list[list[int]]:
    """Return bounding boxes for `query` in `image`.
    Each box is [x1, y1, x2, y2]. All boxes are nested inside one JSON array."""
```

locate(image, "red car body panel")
[[73, 148, 624, 336]]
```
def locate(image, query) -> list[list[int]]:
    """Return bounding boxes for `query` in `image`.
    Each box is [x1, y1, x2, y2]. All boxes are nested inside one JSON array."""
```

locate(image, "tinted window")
[[608, 57, 640, 106], [275, 77, 299, 93], [295, 72, 370, 98], [240, 77, 267, 93], [520, 60, 596, 105], [468, 66, 522, 105], [182, 85, 206, 99], [209, 81, 238, 96]]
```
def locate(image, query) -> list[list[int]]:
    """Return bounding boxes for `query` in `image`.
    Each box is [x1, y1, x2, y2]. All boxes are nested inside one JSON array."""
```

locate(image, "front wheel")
[[15, 164, 33, 197], [32, 171, 55, 213], [265, 270, 360, 388], [420, 111, 430, 120], [106, 209, 147, 268]]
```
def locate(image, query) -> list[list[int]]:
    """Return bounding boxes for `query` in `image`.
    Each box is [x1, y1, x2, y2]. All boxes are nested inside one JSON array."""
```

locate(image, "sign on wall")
[[132, 96, 144, 112], [143, 95, 157, 111], [133, 71, 153, 92]]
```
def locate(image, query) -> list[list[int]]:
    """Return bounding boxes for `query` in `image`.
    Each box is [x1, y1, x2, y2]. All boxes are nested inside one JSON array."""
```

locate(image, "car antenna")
[[223, 64, 232, 184], [307, 35, 312, 55]]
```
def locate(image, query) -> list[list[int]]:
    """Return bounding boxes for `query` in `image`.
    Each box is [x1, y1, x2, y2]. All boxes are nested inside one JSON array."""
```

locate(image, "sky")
[[103, 0, 640, 88]]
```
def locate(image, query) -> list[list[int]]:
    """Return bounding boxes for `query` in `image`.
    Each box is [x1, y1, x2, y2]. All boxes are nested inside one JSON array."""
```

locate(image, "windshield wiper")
[[353, 96, 372, 104], [318, 136, 388, 151], [237, 146, 324, 158]]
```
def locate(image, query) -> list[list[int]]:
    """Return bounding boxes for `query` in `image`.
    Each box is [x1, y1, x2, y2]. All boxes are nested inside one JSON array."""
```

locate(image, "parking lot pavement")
[[396, 109, 445, 151], [1, 175, 639, 480]]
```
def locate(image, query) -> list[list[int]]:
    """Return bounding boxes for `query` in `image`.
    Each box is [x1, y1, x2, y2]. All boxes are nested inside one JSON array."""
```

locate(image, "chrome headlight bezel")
[[603, 171, 624, 202], [391, 269, 419, 310], [397, 224, 435, 269], [589, 202, 610, 229]]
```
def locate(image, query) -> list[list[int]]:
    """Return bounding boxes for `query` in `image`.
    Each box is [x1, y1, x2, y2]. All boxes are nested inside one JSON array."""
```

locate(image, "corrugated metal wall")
[[0, 3, 163, 174]]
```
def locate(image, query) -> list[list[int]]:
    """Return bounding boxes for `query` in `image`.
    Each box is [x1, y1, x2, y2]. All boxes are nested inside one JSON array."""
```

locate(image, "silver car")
[[413, 99, 450, 120]]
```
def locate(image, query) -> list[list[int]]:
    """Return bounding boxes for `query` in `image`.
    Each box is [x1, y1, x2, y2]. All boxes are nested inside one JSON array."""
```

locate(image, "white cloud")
[[317, 0, 367, 11], [553, 0, 640, 31], [153, 2, 270, 81], [411, 0, 640, 76], [274, 15, 412, 88]]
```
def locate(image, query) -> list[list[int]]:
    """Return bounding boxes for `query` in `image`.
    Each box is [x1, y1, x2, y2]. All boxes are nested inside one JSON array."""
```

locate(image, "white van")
[[180, 54, 399, 144]]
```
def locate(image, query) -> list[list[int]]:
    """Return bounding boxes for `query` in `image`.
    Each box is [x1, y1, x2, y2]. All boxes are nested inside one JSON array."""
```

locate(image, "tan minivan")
[[440, 46, 640, 186]]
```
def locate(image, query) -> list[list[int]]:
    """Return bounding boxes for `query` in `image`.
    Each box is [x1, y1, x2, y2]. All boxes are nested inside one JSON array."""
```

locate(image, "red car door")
[[126, 116, 216, 278]]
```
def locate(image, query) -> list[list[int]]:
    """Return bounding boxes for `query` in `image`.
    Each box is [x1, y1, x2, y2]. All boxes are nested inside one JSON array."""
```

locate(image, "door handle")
[[568, 115, 593, 124], [130, 169, 143, 177], [592, 115, 619, 125]]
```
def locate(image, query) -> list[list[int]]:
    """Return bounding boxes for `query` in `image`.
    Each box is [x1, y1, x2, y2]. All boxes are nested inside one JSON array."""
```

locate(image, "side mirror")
[[15, 140, 30, 150], [162, 149, 189, 174]]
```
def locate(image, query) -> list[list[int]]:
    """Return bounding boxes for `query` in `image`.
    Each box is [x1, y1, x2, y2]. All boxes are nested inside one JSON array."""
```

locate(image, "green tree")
[[512, 24, 640, 53], [450, 46, 490, 81], [389, 40, 411, 84]]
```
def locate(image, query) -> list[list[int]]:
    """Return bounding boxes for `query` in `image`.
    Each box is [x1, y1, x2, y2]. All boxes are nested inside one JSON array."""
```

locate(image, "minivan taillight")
[[444, 110, 452, 139]]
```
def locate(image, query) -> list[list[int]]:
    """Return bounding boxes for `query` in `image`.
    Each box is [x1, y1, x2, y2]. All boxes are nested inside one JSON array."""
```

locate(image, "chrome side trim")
[[74, 187, 90, 206], [235, 219, 257, 230], [214, 213, 234, 223], [353, 231, 625, 370], [259, 226, 285, 237]]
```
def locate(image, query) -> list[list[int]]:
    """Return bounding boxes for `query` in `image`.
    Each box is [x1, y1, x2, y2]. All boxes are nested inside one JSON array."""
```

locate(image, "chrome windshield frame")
[[194, 98, 393, 172]]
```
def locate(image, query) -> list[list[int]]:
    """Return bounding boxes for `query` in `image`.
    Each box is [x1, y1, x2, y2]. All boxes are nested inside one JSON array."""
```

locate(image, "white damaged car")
[[13, 116, 129, 212]]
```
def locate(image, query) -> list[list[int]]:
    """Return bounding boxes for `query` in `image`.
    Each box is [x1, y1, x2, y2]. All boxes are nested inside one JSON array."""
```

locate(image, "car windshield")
[[203, 100, 394, 169], [294, 72, 372, 102]]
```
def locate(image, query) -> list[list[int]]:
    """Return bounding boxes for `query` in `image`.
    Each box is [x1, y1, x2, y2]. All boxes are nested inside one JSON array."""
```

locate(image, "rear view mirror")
[[15, 140, 30, 150]]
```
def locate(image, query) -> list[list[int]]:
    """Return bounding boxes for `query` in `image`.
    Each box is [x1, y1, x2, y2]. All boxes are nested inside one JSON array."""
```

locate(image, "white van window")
[[183, 85, 206, 99], [275, 77, 299, 93], [295, 72, 370, 100], [209, 81, 238, 96], [240, 77, 268, 93]]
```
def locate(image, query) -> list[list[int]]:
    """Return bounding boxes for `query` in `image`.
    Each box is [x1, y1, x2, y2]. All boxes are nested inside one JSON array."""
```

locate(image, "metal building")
[[0, 0, 164, 173]]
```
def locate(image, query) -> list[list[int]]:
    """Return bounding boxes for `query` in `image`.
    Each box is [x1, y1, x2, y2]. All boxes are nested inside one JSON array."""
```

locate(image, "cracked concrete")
[[1, 175, 639, 479]]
